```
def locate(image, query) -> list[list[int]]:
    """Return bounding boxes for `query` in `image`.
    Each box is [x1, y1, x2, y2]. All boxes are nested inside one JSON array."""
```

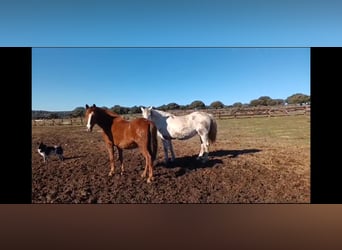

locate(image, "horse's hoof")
[[147, 179, 152, 184]]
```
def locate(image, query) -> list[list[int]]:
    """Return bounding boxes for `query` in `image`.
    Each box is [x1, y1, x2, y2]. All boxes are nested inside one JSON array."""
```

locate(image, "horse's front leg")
[[117, 147, 124, 175], [106, 142, 115, 176], [162, 139, 169, 164]]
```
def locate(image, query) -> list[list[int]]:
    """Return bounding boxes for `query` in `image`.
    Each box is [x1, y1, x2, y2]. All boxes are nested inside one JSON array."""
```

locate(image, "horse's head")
[[141, 106, 153, 120], [85, 104, 97, 132]]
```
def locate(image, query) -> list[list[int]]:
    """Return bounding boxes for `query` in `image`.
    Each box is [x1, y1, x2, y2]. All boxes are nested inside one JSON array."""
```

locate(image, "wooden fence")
[[32, 117, 85, 126], [32, 105, 310, 126]]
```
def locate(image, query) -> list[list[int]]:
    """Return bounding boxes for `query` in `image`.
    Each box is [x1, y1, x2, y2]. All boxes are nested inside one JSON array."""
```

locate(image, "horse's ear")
[[92, 104, 96, 107], [140, 106, 144, 112], [86, 104, 89, 109], [148, 106, 153, 110]]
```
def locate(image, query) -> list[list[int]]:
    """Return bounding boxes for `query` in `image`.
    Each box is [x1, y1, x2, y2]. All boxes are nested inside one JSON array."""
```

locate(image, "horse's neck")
[[96, 109, 118, 129], [104, 109, 120, 118], [153, 109, 172, 119]]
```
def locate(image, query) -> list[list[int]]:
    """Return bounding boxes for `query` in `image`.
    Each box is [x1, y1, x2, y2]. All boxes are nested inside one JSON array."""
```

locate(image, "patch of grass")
[[217, 115, 310, 147]]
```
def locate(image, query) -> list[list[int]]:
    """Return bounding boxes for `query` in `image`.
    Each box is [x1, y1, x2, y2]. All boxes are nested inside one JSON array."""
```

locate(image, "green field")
[[217, 115, 310, 147]]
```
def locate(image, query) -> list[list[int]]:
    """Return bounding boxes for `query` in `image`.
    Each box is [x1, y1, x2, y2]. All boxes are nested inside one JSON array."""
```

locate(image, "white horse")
[[141, 107, 217, 163]]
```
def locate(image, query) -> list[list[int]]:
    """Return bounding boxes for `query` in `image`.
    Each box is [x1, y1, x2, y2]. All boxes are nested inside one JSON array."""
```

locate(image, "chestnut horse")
[[85, 104, 158, 183]]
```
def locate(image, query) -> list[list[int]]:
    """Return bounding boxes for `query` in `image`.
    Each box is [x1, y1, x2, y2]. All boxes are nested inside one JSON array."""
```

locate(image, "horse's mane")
[[152, 109, 173, 118], [97, 107, 121, 118]]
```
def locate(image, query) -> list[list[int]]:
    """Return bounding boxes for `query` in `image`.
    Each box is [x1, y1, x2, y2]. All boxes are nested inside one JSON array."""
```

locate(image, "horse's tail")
[[148, 121, 158, 162], [208, 115, 217, 144]]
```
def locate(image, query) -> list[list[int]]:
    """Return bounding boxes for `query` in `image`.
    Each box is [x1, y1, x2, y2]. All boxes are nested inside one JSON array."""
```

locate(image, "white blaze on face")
[[86, 112, 94, 131]]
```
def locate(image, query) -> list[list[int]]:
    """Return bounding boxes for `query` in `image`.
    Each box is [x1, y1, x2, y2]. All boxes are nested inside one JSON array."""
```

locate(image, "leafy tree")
[[232, 102, 243, 108], [249, 96, 273, 106], [210, 101, 224, 109], [166, 102, 180, 110], [111, 105, 122, 114], [129, 106, 141, 114], [72, 107, 85, 117], [47, 112, 59, 119], [272, 99, 285, 106], [286, 93, 310, 105], [156, 103, 180, 110], [157, 104, 168, 111], [250, 99, 260, 106], [258, 96, 272, 106], [188, 100, 206, 109]]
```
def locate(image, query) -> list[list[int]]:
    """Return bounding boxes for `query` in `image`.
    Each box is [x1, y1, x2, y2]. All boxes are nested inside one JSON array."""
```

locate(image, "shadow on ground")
[[156, 148, 262, 177]]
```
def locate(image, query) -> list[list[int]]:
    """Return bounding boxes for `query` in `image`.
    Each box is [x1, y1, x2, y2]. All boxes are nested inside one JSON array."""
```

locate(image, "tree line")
[[32, 93, 310, 119]]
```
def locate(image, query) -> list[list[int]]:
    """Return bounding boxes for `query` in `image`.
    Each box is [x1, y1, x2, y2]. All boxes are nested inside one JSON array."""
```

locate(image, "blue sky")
[[1, 1, 339, 111], [32, 47, 310, 111], [1, 1, 341, 46]]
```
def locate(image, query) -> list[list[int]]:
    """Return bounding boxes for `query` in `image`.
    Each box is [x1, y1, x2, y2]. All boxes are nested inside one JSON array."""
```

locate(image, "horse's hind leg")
[[168, 140, 176, 162], [147, 155, 153, 183], [197, 144, 204, 159], [196, 136, 205, 160], [197, 133, 209, 163], [140, 147, 153, 183], [202, 137, 210, 163]]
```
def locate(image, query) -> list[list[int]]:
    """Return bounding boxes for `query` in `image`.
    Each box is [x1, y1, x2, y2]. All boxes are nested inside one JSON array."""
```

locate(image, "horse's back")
[[111, 117, 155, 148], [187, 111, 213, 126], [129, 118, 155, 135], [132, 117, 153, 127]]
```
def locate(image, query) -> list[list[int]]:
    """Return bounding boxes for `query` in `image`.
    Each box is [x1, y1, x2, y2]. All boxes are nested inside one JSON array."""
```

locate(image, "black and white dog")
[[37, 142, 64, 163]]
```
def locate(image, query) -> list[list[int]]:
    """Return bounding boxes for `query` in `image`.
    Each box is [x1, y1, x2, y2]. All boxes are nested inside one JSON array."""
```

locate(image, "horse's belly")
[[170, 129, 196, 140], [118, 141, 138, 149]]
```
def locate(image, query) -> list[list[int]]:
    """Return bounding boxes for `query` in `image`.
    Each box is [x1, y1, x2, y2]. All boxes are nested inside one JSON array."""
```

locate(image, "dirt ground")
[[32, 118, 310, 203]]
